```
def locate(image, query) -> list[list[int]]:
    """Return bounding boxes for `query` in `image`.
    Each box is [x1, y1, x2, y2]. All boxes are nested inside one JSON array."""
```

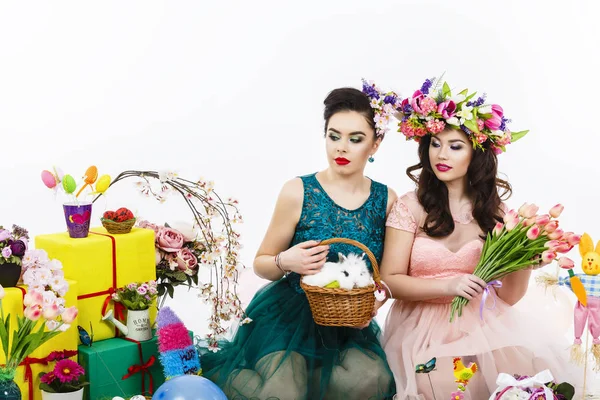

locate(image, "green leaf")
[[554, 382, 575, 400], [166, 285, 175, 298], [510, 130, 529, 142], [442, 82, 451, 97], [158, 285, 166, 296], [39, 383, 57, 393], [0, 315, 10, 361], [458, 88, 468, 96], [464, 91, 477, 103], [173, 271, 187, 282], [463, 118, 480, 134]]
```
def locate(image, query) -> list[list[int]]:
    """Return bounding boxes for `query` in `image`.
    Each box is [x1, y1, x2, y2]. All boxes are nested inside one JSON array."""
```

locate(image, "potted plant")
[[109, 281, 158, 341], [38, 358, 88, 399], [0, 225, 29, 287]]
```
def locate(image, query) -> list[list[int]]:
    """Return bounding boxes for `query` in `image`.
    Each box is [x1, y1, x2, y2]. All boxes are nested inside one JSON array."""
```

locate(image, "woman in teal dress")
[[201, 83, 398, 400]]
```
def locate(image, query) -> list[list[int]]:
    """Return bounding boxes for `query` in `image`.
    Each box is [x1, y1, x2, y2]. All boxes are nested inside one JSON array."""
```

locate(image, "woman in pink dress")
[[378, 77, 580, 399]]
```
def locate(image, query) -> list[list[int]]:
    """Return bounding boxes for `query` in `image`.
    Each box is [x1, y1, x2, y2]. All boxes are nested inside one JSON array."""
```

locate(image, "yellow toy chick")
[[452, 357, 478, 386]]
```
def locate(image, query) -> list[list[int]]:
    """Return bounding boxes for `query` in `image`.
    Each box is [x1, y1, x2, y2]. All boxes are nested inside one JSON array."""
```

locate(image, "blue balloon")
[[152, 375, 227, 400]]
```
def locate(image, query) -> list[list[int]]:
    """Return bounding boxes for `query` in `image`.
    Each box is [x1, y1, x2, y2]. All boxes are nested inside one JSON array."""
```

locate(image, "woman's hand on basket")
[[445, 274, 487, 300], [279, 240, 329, 275]]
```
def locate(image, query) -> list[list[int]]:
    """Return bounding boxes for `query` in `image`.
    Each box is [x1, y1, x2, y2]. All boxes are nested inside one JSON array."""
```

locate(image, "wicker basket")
[[100, 217, 136, 234], [300, 238, 380, 327]]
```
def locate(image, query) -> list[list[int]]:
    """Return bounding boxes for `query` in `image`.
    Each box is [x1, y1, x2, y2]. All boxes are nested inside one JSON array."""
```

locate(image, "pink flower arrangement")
[[361, 79, 402, 137], [138, 220, 203, 304], [38, 357, 88, 394], [112, 280, 158, 310], [0, 249, 78, 381], [0, 224, 29, 266], [396, 76, 529, 154], [450, 203, 580, 321]]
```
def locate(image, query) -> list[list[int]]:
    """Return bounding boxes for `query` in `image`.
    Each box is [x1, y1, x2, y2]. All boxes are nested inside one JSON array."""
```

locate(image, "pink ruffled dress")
[[382, 191, 581, 399]]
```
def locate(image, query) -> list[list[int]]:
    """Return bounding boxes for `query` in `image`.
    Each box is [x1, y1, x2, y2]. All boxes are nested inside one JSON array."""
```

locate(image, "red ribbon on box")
[[77, 231, 125, 336], [19, 350, 78, 400], [121, 337, 155, 395]]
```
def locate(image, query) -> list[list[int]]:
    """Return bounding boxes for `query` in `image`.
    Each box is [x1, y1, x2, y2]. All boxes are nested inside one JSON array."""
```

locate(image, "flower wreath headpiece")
[[361, 78, 402, 138], [396, 75, 528, 154]]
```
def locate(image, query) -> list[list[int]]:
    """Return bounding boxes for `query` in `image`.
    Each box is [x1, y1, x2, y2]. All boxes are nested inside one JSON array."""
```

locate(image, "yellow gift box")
[[35, 227, 157, 343], [0, 281, 79, 400]]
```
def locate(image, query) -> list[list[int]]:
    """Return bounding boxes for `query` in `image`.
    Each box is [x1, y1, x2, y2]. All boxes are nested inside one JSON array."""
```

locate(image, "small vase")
[[126, 309, 152, 341], [0, 379, 21, 400], [63, 202, 92, 239], [0, 262, 22, 288], [41, 388, 83, 400]]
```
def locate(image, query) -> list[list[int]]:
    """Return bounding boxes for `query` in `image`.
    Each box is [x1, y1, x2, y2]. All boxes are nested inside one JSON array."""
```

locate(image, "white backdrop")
[[1, 0, 600, 389]]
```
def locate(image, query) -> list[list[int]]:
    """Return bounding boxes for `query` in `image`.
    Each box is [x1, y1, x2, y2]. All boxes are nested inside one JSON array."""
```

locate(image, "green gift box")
[[78, 331, 194, 400]]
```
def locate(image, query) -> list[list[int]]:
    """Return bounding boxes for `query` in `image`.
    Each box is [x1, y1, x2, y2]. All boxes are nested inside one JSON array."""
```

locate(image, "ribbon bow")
[[479, 280, 503, 320], [122, 355, 156, 395], [490, 370, 554, 400]]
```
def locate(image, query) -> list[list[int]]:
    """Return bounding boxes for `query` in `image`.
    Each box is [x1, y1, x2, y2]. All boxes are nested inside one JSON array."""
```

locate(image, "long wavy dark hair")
[[407, 131, 512, 237]]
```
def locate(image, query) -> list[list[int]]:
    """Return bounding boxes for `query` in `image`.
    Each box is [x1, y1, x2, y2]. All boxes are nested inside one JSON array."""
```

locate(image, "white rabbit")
[[339, 252, 374, 289], [302, 252, 374, 290], [301, 260, 342, 287]]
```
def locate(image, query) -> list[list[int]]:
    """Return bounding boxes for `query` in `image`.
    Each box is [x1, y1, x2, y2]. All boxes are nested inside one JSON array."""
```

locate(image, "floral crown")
[[361, 78, 402, 138], [396, 76, 528, 154]]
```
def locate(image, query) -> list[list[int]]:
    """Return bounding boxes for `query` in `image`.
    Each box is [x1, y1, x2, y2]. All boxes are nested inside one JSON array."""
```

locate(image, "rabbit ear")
[[580, 233, 594, 256], [338, 252, 346, 261], [360, 252, 366, 260], [595, 240, 600, 255]]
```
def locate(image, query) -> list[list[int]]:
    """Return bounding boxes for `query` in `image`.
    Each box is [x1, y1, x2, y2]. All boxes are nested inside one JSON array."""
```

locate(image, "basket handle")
[[318, 238, 380, 285]]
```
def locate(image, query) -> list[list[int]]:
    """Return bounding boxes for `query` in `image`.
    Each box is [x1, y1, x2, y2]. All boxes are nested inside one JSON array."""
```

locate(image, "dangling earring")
[[368, 156, 375, 163]]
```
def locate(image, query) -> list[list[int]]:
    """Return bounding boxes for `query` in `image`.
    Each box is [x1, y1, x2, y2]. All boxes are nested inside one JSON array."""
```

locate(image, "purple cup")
[[63, 202, 92, 238]]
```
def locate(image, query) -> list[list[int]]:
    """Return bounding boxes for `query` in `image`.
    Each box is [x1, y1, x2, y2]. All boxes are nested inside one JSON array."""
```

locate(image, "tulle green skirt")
[[200, 278, 396, 400]]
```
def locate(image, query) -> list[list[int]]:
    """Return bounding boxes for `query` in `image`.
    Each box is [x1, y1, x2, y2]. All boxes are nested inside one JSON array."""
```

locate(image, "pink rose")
[[156, 227, 184, 252], [437, 100, 456, 119], [176, 248, 198, 273], [138, 220, 160, 234]]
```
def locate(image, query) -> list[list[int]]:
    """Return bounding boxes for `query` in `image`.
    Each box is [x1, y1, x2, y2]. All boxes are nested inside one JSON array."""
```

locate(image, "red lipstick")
[[435, 163, 452, 172], [335, 157, 350, 165]]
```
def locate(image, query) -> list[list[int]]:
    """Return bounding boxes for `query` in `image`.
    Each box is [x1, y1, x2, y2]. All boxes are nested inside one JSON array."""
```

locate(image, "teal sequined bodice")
[[287, 173, 388, 293]]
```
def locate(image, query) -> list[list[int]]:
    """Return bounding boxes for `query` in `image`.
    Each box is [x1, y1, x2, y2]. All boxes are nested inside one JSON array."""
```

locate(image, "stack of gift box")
[[0, 225, 193, 400]]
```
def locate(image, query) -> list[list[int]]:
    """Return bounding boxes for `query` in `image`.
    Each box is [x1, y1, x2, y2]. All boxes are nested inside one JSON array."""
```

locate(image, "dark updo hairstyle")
[[323, 88, 378, 139], [406, 131, 512, 237]]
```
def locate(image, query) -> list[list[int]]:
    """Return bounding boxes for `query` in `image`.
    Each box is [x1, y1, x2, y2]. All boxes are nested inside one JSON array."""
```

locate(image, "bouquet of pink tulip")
[[449, 203, 580, 322], [0, 249, 79, 382]]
